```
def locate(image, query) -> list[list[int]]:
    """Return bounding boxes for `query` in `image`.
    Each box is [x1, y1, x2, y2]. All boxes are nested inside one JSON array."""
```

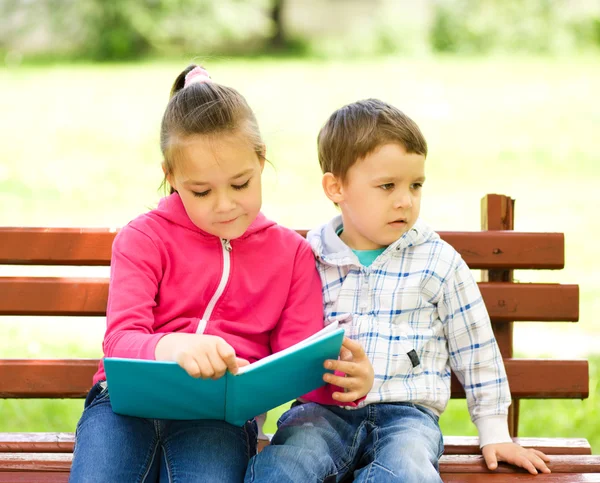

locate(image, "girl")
[[69, 65, 374, 483]]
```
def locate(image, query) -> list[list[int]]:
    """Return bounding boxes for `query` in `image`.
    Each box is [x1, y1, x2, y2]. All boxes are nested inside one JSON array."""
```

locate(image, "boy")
[[245, 99, 550, 482]]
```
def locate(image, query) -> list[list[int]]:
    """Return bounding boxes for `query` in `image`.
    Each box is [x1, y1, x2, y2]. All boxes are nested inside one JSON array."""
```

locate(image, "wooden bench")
[[1, 193, 599, 482]]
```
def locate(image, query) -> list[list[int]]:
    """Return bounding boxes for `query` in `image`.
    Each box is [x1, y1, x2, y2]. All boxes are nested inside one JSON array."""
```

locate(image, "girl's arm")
[[269, 240, 325, 352], [102, 225, 167, 360], [271, 239, 373, 403]]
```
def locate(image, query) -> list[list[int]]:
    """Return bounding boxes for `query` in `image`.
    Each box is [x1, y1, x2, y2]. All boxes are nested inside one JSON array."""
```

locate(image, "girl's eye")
[[232, 180, 250, 190], [192, 190, 210, 198], [380, 183, 394, 191]]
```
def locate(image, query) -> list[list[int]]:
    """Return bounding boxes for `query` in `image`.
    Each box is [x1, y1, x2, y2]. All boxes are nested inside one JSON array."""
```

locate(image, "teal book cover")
[[104, 323, 344, 426]]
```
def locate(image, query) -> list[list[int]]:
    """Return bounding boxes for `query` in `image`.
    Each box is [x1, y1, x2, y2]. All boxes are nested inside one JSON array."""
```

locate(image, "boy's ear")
[[322, 172, 344, 204]]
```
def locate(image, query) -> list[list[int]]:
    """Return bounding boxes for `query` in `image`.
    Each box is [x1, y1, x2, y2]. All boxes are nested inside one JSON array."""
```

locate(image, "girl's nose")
[[214, 193, 236, 212]]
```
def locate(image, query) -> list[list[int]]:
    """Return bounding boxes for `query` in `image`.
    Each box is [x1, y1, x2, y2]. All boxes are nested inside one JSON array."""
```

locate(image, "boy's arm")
[[439, 257, 512, 447], [440, 257, 550, 474]]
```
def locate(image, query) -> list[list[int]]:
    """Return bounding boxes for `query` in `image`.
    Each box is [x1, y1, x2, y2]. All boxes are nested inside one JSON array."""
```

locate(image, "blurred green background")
[[1, 0, 599, 453]]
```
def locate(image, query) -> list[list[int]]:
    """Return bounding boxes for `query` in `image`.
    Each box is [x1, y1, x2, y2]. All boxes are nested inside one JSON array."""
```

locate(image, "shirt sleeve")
[[438, 256, 512, 447], [102, 225, 167, 360]]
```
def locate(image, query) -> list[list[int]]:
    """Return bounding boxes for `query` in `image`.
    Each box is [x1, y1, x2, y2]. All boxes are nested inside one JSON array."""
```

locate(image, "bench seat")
[[1, 453, 599, 483], [0, 433, 593, 455]]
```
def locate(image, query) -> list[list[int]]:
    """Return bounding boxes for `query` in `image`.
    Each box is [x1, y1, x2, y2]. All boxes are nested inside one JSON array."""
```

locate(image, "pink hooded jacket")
[[94, 193, 353, 406]]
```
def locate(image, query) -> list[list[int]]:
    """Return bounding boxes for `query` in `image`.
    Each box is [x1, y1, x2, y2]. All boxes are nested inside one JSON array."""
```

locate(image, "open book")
[[104, 322, 344, 426]]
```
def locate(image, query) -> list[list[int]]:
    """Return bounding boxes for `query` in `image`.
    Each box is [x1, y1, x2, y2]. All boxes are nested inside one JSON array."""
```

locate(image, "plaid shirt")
[[308, 216, 512, 446]]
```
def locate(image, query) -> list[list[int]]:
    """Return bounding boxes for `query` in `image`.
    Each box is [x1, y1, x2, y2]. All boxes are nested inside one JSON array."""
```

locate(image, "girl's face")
[[167, 132, 265, 240]]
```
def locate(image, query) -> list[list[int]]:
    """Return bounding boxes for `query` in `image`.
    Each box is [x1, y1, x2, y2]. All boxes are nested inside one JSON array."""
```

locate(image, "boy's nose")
[[393, 192, 413, 209]]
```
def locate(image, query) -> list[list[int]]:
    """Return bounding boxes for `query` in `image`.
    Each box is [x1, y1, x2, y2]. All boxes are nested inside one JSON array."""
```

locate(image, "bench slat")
[[0, 472, 69, 483], [0, 278, 579, 322], [443, 474, 600, 482], [0, 359, 588, 399], [0, 433, 590, 455], [482, 283, 578, 322], [441, 436, 592, 456], [0, 228, 565, 270], [441, 455, 600, 473], [0, 229, 115, 266], [1, 453, 599, 474]]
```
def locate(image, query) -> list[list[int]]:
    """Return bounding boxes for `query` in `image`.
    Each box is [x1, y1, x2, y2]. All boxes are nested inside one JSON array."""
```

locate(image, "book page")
[[236, 321, 340, 375]]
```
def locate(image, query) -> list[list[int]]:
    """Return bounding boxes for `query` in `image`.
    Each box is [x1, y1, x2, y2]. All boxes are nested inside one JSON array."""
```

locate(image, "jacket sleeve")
[[269, 239, 325, 353], [102, 225, 167, 360], [438, 256, 512, 447], [271, 239, 363, 407]]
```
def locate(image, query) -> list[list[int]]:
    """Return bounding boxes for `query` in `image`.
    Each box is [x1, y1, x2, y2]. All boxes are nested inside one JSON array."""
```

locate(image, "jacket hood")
[[307, 215, 438, 266], [152, 192, 275, 239]]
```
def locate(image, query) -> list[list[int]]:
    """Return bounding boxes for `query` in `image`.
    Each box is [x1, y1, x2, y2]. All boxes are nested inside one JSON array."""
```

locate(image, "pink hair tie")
[[184, 66, 211, 88]]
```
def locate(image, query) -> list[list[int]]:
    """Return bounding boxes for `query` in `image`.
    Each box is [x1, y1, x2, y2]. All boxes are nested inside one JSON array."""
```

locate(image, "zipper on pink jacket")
[[196, 238, 232, 334]]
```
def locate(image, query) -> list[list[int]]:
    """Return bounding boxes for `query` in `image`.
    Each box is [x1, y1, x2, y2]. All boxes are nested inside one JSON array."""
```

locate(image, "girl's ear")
[[322, 172, 344, 204], [257, 144, 266, 171], [162, 163, 176, 191]]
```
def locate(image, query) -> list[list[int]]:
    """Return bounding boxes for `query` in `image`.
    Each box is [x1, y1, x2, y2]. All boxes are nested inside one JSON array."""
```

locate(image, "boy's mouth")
[[389, 218, 408, 226]]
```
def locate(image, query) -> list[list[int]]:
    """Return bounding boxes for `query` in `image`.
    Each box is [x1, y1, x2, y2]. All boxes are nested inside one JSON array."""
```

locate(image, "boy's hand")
[[482, 442, 551, 475], [323, 337, 374, 403], [155, 333, 249, 379]]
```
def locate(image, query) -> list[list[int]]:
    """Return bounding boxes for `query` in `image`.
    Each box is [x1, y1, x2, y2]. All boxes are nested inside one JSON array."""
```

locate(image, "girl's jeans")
[[70, 382, 257, 483], [245, 401, 444, 483]]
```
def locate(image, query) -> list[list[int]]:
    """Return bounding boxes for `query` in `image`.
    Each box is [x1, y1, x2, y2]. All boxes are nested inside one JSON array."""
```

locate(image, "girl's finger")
[[195, 353, 216, 379], [177, 353, 202, 378], [206, 351, 228, 380], [216, 339, 240, 374]]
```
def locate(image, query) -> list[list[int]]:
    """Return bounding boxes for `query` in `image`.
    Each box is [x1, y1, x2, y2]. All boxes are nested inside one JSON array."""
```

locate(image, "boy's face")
[[327, 143, 426, 250]]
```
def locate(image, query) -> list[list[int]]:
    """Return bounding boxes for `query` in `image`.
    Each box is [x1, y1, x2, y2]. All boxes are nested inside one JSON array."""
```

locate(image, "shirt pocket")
[[392, 331, 423, 378], [357, 316, 423, 379]]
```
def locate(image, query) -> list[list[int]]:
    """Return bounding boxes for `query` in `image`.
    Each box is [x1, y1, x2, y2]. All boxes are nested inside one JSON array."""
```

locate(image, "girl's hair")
[[160, 64, 264, 194]]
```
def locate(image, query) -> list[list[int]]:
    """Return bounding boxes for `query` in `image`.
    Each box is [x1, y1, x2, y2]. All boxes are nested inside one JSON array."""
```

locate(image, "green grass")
[[1, 55, 599, 451]]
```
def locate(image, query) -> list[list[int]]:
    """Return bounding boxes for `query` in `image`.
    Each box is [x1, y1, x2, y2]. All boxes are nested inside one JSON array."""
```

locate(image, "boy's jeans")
[[70, 382, 257, 483], [245, 402, 444, 483]]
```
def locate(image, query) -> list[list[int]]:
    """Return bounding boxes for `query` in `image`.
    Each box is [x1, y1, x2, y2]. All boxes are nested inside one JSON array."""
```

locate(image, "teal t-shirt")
[[336, 227, 387, 267]]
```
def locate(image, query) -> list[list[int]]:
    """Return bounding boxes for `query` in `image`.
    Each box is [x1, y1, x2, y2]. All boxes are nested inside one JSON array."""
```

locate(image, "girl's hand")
[[323, 337, 374, 403], [155, 333, 249, 379], [482, 442, 551, 474]]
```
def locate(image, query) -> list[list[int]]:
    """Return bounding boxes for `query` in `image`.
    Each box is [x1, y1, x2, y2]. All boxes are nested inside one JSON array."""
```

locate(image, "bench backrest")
[[0, 194, 587, 436]]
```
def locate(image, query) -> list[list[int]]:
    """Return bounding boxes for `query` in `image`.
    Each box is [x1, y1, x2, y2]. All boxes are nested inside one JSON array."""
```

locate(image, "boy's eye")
[[380, 183, 394, 191], [232, 179, 250, 190], [411, 183, 423, 190], [192, 189, 210, 198]]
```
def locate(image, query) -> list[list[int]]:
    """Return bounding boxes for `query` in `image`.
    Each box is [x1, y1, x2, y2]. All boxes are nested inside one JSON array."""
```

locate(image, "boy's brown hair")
[[317, 98, 428, 181]]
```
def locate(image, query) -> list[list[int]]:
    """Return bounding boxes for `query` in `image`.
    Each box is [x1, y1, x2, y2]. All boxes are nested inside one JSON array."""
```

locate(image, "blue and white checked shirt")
[[308, 216, 512, 446]]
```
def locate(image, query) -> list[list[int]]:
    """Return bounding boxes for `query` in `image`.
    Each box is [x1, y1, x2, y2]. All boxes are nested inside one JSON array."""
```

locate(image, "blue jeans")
[[70, 382, 257, 483], [245, 402, 444, 483]]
